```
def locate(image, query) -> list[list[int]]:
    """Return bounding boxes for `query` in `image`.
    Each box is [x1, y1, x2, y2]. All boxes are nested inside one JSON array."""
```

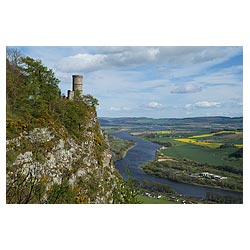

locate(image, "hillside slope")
[[6, 51, 135, 204]]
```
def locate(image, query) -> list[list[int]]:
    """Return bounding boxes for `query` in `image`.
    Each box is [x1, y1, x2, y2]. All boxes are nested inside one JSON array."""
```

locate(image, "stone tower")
[[67, 75, 83, 99], [72, 75, 83, 95]]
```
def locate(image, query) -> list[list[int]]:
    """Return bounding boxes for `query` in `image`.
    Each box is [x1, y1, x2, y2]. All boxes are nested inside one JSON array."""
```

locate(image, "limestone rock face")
[[6, 112, 125, 204]]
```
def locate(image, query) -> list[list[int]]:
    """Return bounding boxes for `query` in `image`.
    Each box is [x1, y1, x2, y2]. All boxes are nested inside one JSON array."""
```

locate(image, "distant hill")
[[99, 116, 243, 129]]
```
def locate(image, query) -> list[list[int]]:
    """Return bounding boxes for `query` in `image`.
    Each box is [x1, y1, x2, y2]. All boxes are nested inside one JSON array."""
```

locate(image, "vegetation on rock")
[[6, 49, 138, 204]]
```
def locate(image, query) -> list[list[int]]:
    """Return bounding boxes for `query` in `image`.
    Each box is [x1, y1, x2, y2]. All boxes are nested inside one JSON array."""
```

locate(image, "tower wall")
[[67, 90, 74, 100], [72, 75, 83, 95]]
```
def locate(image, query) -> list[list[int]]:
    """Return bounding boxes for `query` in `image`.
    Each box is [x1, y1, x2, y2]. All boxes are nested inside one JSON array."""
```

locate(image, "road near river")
[[112, 131, 243, 199]]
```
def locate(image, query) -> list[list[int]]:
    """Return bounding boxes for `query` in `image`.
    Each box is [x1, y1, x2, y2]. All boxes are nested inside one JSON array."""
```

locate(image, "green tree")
[[6, 49, 25, 116], [83, 94, 99, 107], [7, 50, 60, 119], [19, 56, 60, 117]]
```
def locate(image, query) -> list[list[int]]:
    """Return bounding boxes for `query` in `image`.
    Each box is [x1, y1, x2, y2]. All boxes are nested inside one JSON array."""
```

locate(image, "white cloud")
[[147, 48, 160, 59], [110, 106, 131, 111], [56, 46, 242, 73], [95, 46, 130, 54], [57, 53, 107, 72], [158, 46, 241, 65], [185, 101, 221, 109], [171, 83, 202, 94], [185, 104, 193, 109], [194, 101, 220, 108], [57, 47, 160, 73], [145, 101, 165, 109]]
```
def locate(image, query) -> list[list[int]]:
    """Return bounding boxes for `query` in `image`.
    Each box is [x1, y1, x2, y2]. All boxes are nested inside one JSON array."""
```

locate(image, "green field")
[[138, 127, 243, 192], [139, 129, 243, 168], [160, 140, 242, 167], [136, 195, 178, 204]]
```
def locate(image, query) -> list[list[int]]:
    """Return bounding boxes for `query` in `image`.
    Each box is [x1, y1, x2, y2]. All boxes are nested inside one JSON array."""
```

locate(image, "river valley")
[[112, 130, 243, 200]]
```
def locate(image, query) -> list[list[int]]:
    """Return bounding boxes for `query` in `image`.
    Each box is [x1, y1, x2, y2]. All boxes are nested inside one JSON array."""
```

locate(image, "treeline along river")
[[112, 130, 243, 199]]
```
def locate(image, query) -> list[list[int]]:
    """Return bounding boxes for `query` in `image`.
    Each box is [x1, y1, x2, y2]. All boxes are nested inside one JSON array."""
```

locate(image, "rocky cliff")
[[6, 109, 133, 204]]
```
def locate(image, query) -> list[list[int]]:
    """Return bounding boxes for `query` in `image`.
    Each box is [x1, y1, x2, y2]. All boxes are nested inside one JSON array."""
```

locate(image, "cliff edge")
[[6, 51, 135, 204]]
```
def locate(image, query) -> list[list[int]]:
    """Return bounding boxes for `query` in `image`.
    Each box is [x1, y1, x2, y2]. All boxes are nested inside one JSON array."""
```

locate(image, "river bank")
[[108, 134, 136, 162], [112, 130, 243, 201], [141, 149, 243, 193]]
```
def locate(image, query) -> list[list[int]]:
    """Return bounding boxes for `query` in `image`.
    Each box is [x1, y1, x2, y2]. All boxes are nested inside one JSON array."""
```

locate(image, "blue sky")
[[9, 46, 243, 118]]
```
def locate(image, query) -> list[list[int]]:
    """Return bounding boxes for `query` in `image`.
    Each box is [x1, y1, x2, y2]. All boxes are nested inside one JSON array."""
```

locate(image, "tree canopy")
[[6, 49, 98, 140]]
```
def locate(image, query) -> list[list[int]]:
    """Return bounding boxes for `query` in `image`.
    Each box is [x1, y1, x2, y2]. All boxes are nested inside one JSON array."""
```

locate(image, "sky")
[[9, 46, 243, 118]]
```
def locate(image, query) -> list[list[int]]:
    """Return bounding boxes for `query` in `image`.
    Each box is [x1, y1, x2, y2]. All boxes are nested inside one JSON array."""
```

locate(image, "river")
[[112, 130, 243, 199]]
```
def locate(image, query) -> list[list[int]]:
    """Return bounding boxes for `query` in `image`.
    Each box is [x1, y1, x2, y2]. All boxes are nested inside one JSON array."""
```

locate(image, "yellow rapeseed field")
[[189, 130, 243, 139], [174, 138, 222, 148], [189, 133, 214, 139], [235, 131, 243, 135]]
